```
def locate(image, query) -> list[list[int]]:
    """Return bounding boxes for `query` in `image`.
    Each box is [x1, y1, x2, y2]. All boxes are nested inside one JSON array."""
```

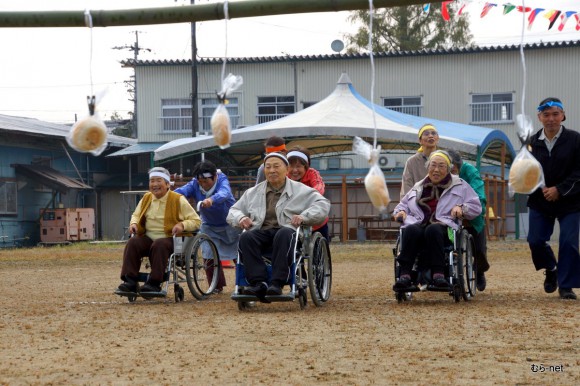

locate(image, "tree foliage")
[[345, 4, 473, 53]]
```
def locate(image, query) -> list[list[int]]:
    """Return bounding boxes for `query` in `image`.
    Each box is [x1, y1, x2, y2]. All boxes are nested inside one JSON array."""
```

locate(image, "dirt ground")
[[0, 239, 578, 385]]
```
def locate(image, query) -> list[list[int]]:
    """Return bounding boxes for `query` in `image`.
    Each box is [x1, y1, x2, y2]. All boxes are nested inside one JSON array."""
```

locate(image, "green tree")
[[110, 111, 135, 138], [345, 4, 473, 53]]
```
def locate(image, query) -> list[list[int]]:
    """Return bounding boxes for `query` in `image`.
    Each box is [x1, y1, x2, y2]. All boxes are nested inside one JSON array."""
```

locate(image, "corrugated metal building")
[[127, 40, 580, 166]]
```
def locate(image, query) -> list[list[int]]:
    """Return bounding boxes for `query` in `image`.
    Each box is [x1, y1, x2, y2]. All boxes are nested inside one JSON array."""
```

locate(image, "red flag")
[[458, 2, 467, 15], [481, 3, 497, 18], [516, 6, 532, 13], [442, 1, 453, 21], [575, 14, 580, 31]]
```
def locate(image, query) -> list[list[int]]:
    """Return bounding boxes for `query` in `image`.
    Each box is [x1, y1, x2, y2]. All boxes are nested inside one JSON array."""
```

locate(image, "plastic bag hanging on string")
[[211, 74, 243, 149], [508, 114, 544, 196], [210, 0, 242, 149], [66, 11, 107, 156], [353, 136, 391, 212], [67, 96, 108, 156]]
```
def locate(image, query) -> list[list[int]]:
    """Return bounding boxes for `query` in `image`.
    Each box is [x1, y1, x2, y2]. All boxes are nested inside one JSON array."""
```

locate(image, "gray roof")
[[0, 114, 136, 148], [122, 40, 580, 67]]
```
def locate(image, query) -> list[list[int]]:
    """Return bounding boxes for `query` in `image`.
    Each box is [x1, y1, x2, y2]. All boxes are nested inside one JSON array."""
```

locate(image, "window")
[[161, 99, 192, 133], [257, 96, 295, 123], [383, 96, 422, 116], [470, 93, 514, 123], [200, 96, 240, 134], [0, 180, 17, 215]]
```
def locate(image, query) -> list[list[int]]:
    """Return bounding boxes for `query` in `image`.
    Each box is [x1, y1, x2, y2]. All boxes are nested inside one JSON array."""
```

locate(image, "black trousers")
[[238, 227, 296, 287], [120, 235, 173, 284], [397, 223, 448, 275]]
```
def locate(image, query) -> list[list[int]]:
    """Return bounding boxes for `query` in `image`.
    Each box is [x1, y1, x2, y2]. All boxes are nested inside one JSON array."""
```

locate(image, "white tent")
[[155, 73, 515, 168]]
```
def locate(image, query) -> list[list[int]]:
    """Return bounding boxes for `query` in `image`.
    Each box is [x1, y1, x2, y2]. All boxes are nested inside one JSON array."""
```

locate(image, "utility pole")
[[191, 0, 199, 137], [113, 31, 151, 138]]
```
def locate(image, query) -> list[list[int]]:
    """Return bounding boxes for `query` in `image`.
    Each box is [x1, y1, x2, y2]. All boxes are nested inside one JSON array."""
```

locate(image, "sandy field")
[[0, 239, 578, 385]]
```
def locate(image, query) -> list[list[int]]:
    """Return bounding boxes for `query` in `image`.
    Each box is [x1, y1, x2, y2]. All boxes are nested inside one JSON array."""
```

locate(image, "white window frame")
[[257, 96, 295, 124], [470, 92, 514, 124], [160, 98, 192, 133], [199, 94, 241, 135], [382, 96, 423, 116]]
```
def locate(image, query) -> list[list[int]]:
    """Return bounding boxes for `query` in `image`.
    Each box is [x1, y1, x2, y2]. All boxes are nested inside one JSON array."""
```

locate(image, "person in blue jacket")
[[175, 160, 241, 293]]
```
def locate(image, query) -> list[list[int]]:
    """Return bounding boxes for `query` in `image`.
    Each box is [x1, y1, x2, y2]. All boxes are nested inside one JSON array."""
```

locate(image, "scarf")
[[417, 174, 452, 225]]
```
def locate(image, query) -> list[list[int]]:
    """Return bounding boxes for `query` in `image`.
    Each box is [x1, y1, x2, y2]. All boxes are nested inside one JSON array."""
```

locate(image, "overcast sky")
[[0, 0, 578, 124]]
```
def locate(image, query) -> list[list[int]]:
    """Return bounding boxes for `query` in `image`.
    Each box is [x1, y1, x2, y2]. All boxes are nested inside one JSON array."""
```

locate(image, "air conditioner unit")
[[378, 155, 395, 168]]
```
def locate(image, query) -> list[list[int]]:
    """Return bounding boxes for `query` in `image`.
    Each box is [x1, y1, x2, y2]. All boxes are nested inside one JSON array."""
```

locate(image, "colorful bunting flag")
[[527, 8, 545, 30], [481, 3, 497, 18], [544, 10, 562, 30], [423, 4, 431, 13], [458, 2, 467, 16], [442, 1, 453, 21], [516, 6, 531, 13], [575, 14, 580, 31], [503, 3, 516, 15], [558, 11, 577, 31]]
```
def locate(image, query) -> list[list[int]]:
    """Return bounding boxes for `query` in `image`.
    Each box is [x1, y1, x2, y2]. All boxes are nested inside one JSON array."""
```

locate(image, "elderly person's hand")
[[172, 222, 185, 236], [542, 186, 560, 202], [451, 205, 464, 219], [128, 223, 138, 235], [291, 214, 304, 227], [394, 211, 407, 222], [239, 216, 253, 230]]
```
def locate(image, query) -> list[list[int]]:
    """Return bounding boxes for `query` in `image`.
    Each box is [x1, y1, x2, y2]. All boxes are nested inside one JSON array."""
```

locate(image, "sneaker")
[[117, 281, 137, 293], [544, 268, 558, 293], [266, 284, 283, 296], [140, 282, 161, 293], [476, 272, 487, 292], [558, 288, 577, 300], [432, 273, 449, 289], [393, 274, 413, 291], [243, 282, 267, 297], [212, 287, 223, 294]]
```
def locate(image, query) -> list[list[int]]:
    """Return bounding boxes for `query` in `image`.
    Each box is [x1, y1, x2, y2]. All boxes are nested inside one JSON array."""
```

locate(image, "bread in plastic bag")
[[210, 73, 243, 149], [67, 112, 107, 156], [353, 136, 391, 212], [508, 145, 544, 196], [211, 104, 232, 149]]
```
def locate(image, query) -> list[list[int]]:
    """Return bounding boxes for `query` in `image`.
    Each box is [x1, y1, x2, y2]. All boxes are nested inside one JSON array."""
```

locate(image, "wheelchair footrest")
[[114, 289, 167, 298], [426, 284, 451, 292], [265, 294, 295, 302], [393, 285, 421, 293]]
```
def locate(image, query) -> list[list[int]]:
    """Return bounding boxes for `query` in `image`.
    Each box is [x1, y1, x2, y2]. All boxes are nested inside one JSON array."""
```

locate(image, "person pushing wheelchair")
[[392, 151, 481, 290]]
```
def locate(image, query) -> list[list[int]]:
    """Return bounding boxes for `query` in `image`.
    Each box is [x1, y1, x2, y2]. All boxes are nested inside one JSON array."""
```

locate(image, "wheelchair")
[[115, 232, 220, 303], [231, 226, 332, 310], [392, 223, 476, 303]]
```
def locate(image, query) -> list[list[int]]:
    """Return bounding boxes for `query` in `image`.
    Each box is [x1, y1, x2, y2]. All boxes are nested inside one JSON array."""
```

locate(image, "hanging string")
[[220, 1, 229, 84], [84, 9, 94, 99], [518, 0, 527, 123], [368, 0, 378, 149]]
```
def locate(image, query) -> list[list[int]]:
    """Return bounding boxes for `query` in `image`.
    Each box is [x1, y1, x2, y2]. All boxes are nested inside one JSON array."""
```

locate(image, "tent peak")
[[337, 72, 352, 85]]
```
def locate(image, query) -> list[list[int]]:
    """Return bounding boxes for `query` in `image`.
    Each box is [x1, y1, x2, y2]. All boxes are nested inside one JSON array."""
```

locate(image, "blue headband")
[[537, 101, 564, 112]]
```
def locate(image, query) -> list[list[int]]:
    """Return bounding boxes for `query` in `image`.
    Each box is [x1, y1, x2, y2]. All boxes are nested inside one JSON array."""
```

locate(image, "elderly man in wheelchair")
[[392, 151, 482, 293], [227, 152, 330, 301]]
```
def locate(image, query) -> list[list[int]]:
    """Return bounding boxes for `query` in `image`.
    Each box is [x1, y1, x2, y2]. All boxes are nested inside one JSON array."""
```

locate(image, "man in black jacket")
[[527, 97, 580, 300]]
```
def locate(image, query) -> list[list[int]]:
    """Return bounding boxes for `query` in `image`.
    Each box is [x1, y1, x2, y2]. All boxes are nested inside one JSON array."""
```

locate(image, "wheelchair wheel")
[[307, 232, 332, 306], [393, 233, 413, 303], [461, 230, 476, 300], [185, 233, 219, 300]]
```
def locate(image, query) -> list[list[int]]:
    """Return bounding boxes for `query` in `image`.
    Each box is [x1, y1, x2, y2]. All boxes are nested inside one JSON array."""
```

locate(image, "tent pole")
[[0, 0, 445, 28], [342, 176, 348, 242]]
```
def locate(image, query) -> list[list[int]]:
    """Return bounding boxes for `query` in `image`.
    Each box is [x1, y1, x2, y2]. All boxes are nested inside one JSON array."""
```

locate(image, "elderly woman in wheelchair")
[[227, 152, 330, 306], [392, 151, 482, 294]]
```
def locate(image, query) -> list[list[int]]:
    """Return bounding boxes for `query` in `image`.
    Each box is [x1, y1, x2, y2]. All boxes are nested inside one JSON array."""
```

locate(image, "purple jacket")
[[394, 174, 482, 231]]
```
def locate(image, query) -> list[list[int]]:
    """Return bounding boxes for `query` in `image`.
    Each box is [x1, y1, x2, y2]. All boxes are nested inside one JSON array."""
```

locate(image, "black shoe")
[[243, 282, 267, 297], [117, 281, 137, 293], [266, 284, 283, 296], [559, 288, 577, 300], [212, 287, 223, 294], [393, 275, 413, 291], [140, 282, 162, 293], [432, 274, 449, 289], [544, 269, 558, 293], [476, 272, 487, 292]]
